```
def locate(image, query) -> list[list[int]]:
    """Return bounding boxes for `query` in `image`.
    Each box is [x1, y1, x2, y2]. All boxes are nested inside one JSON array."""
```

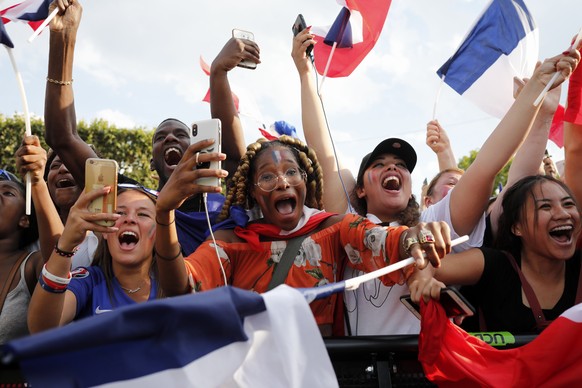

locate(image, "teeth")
[[121, 231, 137, 237], [551, 225, 573, 232], [382, 176, 399, 185], [165, 147, 181, 156]]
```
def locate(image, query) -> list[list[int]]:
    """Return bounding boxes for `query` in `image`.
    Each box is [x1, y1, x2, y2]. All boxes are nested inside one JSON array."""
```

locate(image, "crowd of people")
[[2, 0, 582, 360]]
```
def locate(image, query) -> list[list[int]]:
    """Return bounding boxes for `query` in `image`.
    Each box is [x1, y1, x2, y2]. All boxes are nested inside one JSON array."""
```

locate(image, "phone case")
[[191, 119, 222, 187], [232, 29, 257, 69], [400, 287, 475, 319], [292, 14, 313, 55], [85, 158, 118, 227]]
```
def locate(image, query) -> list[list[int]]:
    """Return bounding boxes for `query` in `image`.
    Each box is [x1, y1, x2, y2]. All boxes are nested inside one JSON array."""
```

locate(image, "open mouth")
[[382, 176, 401, 191], [549, 225, 574, 243], [56, 178, 76, 189], [275, 197, 297, 215], [118, 231, 139, 249], [164, 147, 183, 166]]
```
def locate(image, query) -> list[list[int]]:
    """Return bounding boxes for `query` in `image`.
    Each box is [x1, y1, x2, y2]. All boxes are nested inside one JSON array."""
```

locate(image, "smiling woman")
[[27, 185, 164, 334], [154, 135, 452, 336]]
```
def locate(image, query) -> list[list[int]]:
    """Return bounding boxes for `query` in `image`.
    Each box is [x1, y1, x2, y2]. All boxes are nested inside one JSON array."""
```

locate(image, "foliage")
[[0, 114, 158, 188], [457, 149, 512, 197]]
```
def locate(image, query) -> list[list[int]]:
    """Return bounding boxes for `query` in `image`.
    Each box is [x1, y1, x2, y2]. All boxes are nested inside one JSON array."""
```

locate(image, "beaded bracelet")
[[42, 263, 71, 285], [54, 241, 79, 258]]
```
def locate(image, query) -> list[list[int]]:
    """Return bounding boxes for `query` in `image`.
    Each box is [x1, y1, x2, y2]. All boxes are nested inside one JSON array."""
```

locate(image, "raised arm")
[[564, 47, 582, 208], [28, 187, 120, 333], [292, 27, 355, 213], [489, 77, 561, 237], [209, 37, 259, 178], [15, 135, 63, 261], [44, 0, 97, 185], [426, 120, 457, 171], [449, 50, 579, 237]]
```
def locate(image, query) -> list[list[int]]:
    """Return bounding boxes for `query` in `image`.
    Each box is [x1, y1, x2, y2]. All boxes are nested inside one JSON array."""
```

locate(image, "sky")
[[0, 0, 579, 198]]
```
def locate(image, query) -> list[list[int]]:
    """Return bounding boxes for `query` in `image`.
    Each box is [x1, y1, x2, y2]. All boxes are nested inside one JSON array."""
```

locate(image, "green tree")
[[457, 149, 512, 197], [0, 114, 158, 188]]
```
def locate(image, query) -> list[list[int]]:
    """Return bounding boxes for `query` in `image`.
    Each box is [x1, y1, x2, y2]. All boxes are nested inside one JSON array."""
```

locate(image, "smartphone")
[[191, 118, 222, 187], [85, 158, 118, 227], [231, 28, 257, 70], [400, 287, 475, 320], [292, 14, 313, 56]]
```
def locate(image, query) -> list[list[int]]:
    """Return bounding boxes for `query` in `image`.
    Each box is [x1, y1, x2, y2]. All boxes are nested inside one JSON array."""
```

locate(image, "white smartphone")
[[85, 158, 118, 227], [191, 118, 222, 187], [232, 28, 257, 69], [400, 287, 475, 320]]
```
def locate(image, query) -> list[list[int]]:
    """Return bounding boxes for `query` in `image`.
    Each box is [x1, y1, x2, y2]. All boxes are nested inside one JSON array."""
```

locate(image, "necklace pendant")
[[122, 286, 141, 294]]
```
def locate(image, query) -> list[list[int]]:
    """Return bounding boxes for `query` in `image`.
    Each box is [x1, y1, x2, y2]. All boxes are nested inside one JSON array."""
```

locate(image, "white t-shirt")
[[343, 190, 486, 335]]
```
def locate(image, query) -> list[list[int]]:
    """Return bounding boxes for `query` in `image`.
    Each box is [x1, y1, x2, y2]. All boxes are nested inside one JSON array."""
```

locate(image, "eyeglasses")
[[254, 168, 307, 192], [118, 183, 159, 201]]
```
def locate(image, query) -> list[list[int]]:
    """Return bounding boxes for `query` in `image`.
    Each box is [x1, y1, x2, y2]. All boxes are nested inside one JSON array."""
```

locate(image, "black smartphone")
[[292, 14, 313, 56], [400, 287, 475, 320]]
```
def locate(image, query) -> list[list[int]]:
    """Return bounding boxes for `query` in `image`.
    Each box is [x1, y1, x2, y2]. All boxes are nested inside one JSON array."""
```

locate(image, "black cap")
[[356, 138, 417, 185]]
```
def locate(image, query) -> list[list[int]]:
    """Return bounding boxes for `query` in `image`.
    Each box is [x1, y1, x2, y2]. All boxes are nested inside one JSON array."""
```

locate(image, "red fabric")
[[312, 0, 392, 78], [565, 62, 582, 125], [548, 104, 565, 148], [0, 3, 44, 31], [418, 299, 582, 387], [258, 128, 278, 141], [234, 212, 336, 251]]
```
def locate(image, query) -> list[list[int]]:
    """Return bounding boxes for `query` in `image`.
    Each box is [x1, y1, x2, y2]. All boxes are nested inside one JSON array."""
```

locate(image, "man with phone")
[[44, 0, 249, 256]]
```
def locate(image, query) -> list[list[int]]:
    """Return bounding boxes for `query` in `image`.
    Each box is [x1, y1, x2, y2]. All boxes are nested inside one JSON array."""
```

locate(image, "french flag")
[[437, 0, 539, 119], [1, 0, 49, 22], [0, 17, 14, 48], [1, 286, 338, 387], [418, 300, 582, 387], [311, 0, 392, 78]]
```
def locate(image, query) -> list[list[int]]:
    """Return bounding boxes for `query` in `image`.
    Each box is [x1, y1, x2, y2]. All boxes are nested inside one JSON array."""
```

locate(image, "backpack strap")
[[267, 235, 309, 291]]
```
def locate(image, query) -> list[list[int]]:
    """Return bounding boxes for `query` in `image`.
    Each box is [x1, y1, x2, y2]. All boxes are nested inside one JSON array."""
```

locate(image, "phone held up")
[[400, 287, 476, 320], [191, 118, 222, 187], [231, 28, 257, 70], [85, 158, 118, 227], [292, 14, 313, 56]]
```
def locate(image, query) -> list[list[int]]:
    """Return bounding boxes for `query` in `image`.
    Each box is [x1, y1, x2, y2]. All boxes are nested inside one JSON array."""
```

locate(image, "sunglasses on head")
[[118, 183, 159, 201], [0, 169, 21, 183]]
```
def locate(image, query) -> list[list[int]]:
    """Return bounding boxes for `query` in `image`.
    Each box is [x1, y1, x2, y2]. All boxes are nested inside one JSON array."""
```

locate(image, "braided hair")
[[218, 135, 324, 221]]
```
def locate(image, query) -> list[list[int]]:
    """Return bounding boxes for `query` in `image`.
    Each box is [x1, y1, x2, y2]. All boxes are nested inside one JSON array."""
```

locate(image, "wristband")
[[42, 263, 71, 285], [54, 240, 78, 257], [38, 274, 67, 294]]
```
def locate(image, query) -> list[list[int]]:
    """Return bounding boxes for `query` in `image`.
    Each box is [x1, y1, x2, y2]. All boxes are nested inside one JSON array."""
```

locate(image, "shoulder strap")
[[267, 235, 309, 291], [503, 251, 549, 330], [0, 252, 29, 314]]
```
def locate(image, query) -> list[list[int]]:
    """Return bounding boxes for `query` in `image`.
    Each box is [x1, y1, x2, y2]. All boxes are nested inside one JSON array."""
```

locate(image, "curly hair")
[[218, 135, 324, 221]]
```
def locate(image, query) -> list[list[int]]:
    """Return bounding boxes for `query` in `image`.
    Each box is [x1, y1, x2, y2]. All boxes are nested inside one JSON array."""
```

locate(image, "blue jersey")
[[67, 266, 157, 320]]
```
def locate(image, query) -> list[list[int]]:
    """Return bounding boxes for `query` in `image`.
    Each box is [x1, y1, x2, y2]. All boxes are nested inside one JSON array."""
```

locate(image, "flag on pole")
[[0, 17, 14, 48], [1, 0, 49, 33], [311, 0, 392, 78], [437, 0, 539, 119], [418, 299, 582, 387], [1, 286, 338, 388]]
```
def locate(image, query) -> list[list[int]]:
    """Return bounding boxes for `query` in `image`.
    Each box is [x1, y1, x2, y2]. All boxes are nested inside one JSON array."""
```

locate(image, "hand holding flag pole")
[[534, 28, 582, 107], [27, 7, 58, 43], [301, 235, 469, 303]]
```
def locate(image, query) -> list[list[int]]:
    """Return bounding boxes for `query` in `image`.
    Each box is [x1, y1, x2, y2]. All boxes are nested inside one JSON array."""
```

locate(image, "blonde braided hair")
[[218, 135, 324, 221]]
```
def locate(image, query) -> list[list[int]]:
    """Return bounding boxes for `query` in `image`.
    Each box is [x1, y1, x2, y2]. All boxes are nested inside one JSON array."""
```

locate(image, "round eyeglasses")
[[254, 168, 307, 192]]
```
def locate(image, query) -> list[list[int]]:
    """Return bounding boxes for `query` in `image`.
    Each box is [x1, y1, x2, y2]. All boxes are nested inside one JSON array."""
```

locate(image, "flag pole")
[[6, 46, 32, 215], [318, 41, 337, 95], [433, 74, 445, 120], [534, 27, 582, 107], [27, 7, 58, 43]]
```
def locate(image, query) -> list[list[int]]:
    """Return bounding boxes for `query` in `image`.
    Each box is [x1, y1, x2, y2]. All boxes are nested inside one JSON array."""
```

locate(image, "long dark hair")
[[494, 175, 580, 256]]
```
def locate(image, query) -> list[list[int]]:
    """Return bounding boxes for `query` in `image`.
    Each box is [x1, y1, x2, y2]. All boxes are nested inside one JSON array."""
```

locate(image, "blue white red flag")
[[311, 0, 392, 78], [0, 17, 14, 48], [1, 286, 337, 388], [437, 0, 539, 118], [418, 299, 582, 387], [1, 0, 49, 22]]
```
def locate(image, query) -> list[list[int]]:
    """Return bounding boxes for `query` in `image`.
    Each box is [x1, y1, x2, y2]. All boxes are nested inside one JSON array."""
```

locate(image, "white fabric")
[[71, 231, 99, 269]]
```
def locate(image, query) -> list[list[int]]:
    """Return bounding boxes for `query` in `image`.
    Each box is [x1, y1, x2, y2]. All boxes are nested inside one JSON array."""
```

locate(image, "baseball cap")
[[356, 138, 417, 185]]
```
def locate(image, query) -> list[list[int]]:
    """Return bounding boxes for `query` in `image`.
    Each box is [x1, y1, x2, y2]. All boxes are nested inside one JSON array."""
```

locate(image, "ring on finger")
[[419, 230, 435, 244], [404, 236, 419, 256], [195, 152, 200, 165]]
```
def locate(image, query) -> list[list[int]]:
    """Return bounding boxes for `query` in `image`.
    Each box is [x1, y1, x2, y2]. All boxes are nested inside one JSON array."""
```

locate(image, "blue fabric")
[[0, 18, 14, 48]]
